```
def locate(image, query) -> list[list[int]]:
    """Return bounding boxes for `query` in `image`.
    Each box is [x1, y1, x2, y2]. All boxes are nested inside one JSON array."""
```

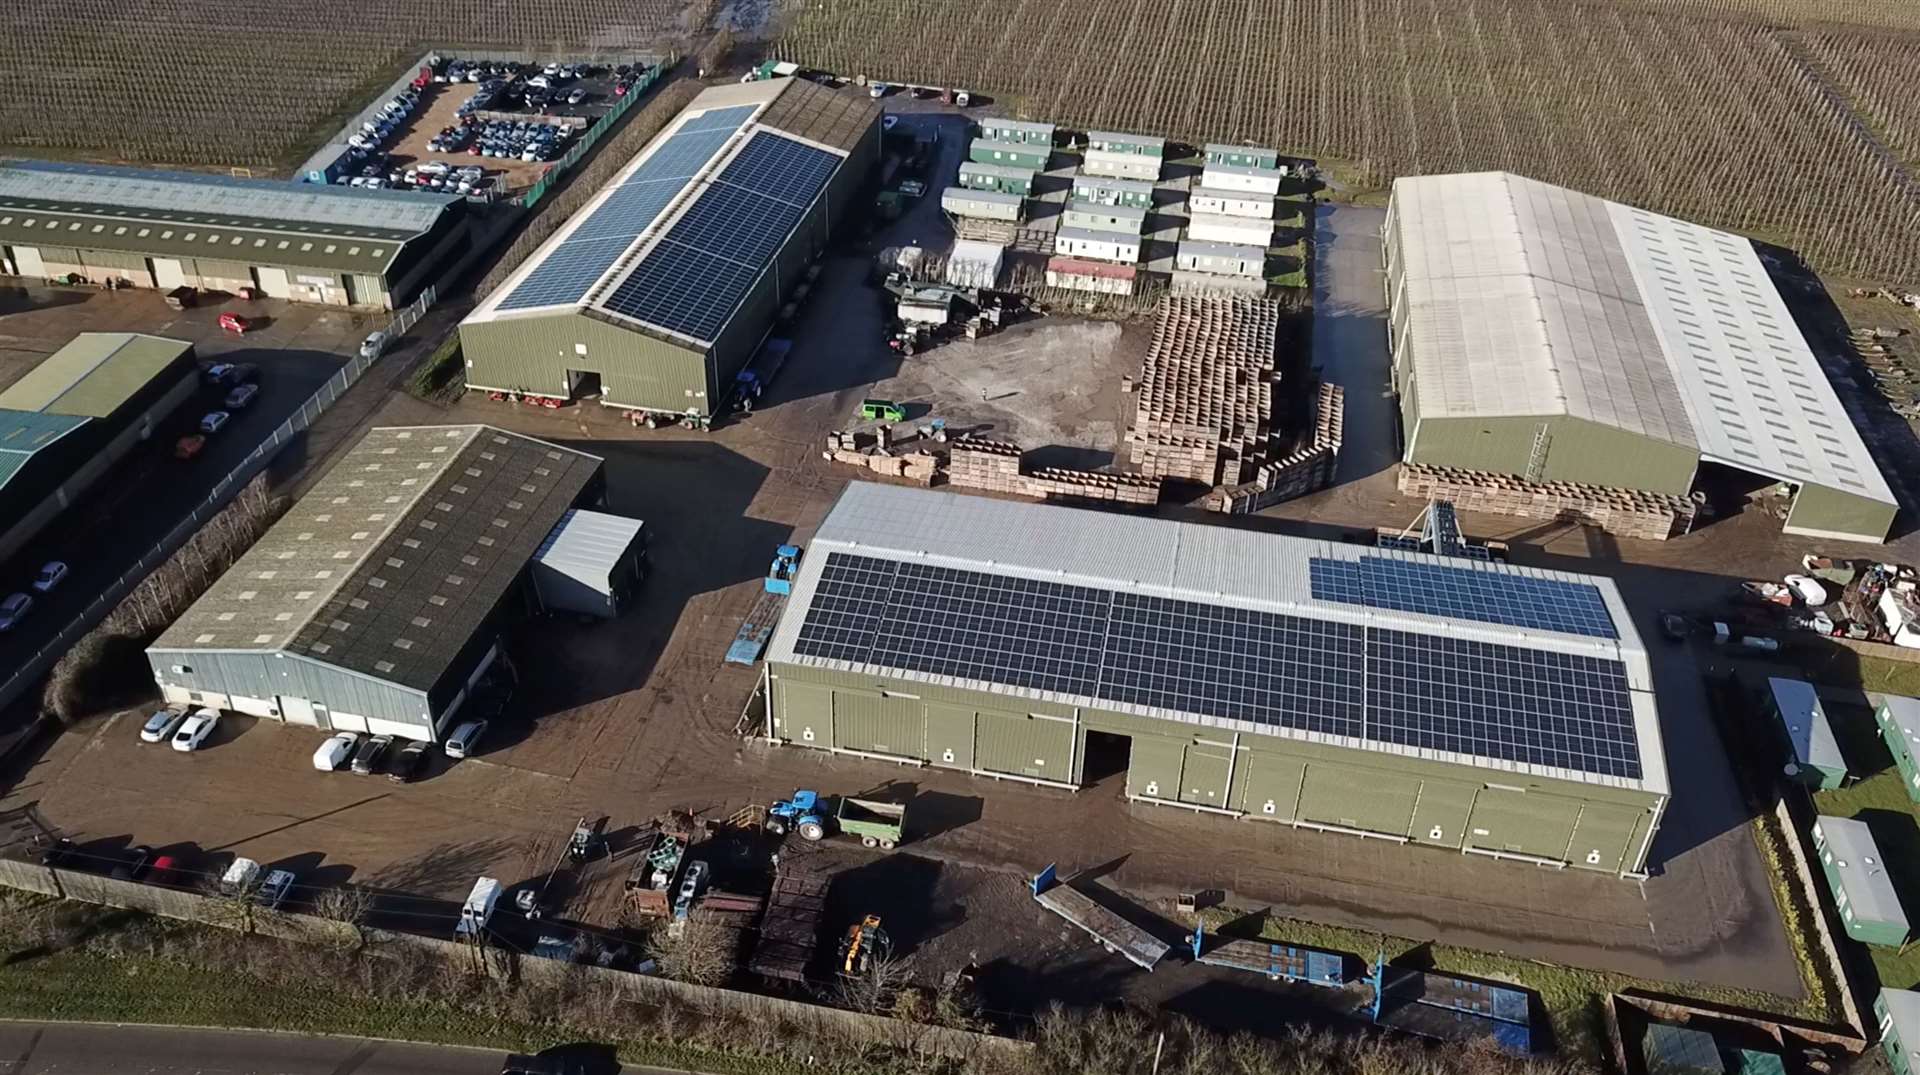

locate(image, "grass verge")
[[406, 336, 465, 400]]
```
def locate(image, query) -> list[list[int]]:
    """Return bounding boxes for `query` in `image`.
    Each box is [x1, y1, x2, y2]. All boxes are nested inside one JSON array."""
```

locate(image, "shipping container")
[[941, 187, 1024, 223], [968, 137, 1049, 170]]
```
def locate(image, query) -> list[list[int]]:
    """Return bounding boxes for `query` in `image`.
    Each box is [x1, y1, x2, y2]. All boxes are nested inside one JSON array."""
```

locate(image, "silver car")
[[0, 592, 31, 631]]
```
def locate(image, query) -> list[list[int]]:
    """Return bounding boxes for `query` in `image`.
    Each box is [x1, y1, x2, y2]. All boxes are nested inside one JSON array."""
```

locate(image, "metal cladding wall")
[[767, 662, 1665, 875], [146, 648, 433, 736], [460, 309, 709, 411], [1405, 414, 1700, 495]]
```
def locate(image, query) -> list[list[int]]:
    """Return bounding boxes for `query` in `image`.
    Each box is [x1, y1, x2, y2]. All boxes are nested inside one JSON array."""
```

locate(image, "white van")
[[221, 857, 261, 895], [456, 876, 500, 938]]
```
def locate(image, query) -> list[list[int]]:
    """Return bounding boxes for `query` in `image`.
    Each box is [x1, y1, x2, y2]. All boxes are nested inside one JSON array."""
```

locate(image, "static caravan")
[[1045, 255, 1136, 296], [969, 138, 1050, 170], [1876, 694, 1920, 805], [1191, 185, 1276, 220], [1055, 226, 1140, 264], [1205, 143, 1280, 170], [1072, 174, 1155, 210], [1765, 676, 1848, 790], [1176, 240, 1265, 278], [957, 161, 1037, 196], [980, 118, 1055, 146], [1203, 162, 1284, 196], [1876, 989, 1920, 1075], [941, 187, 1024, 223], [1081, 149, 1161, 182], [1063, 198, 1146, 235], [1814, 815, 1910, 947], [1188, 212, 1273, 247], [1086, 130, 1165, 157]]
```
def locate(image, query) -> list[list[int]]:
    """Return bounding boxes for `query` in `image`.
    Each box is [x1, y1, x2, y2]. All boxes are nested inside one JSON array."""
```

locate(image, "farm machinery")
[[763, 790, 908, 849]]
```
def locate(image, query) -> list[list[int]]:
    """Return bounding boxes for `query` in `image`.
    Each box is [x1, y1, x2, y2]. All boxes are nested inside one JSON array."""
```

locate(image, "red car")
[[218, 311, 252, 334]]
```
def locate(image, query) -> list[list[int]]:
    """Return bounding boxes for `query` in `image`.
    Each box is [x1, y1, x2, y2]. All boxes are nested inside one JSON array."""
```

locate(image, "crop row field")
[[780, 0, 1920, 283], [0, 0, 708, 170]]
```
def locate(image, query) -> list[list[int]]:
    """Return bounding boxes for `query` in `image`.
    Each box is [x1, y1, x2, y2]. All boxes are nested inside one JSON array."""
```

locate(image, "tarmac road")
[[0, 1021, 693, 1075]]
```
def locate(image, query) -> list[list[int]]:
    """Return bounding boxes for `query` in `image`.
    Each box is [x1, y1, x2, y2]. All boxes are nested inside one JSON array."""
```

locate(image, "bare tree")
[[832, 945, 912, 1015], [648, 910, 733, 987], [312, 885, 376, 948]]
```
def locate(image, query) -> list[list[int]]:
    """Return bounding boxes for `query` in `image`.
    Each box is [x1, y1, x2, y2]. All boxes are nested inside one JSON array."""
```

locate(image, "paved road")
[[0, 1022, 692, 1075], [1310, 203, 1399, 484]]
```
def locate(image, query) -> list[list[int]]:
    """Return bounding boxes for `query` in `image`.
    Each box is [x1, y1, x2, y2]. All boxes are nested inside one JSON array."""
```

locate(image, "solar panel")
[[716, 133, 840, 206], [599, 240, 758, 341], [789, 552, 1644, 780], [495, 113, 754, 311], [1310, 556, 1618, 640], [1365, 629, 1640, 778], [662, 182, 806, 269]]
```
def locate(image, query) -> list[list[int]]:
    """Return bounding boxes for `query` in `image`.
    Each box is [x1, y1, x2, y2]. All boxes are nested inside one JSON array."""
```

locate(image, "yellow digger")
[[839, 914, 892, 976]]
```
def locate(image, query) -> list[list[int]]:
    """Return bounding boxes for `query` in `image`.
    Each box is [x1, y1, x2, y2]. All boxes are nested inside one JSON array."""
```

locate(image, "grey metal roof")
[[1087, 130, 1165, 152], [1882, 989, 1920, 1058], [767, 483, 1668, 795], [981, 118, 1055, 137], [0, 333, 191, 417], [1204, 162, 1284, 182], [1056, 225, 1139, 246], [533, 509, 644, 589], [1815, 815, 1909, 929], [1192, 185, 1275, 206], [1878, 694, 1920, 757], [1066, 199, 1146, 224], [1071, 175, 1154, 195], [942, 188, 1023, 208], [1768, 677, 1846, 775], [1205, 143, 1276, 158], [1390, 171, 1894, 510], [958, 162, 1037, 181], [1179, 239, 1264, 260], [153, 426, 599, 691], [0, 161, 456, 233], [971, 137, 1045, 157]]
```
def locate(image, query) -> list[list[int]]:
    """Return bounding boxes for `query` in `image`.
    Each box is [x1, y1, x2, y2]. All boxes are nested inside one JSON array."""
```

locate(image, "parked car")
[[38, 837, 76, 867], [170, 708, 219, 752], [110, 845, 152, 881], [566, 88, 587, 106], [139, 706, 189, 743], [350, 734, 394, 775], [256, 869, 297, 910], [388, 739, 430, 783], [174, 434, 206, 461], [199, 411, 231, 435], [312, 731, 359, 771], [359, 331, 389, 360], [500, 1055, 585, 1075], [217, 311, 252, 334], [203, 362, 256, 389], [220, 857, 261, 895], [443, 720, 488, 759], [223, 383, 260, 410], [0, 592, 31, 631], [146, 854, 179, 886], [31, 560, 68, 593]]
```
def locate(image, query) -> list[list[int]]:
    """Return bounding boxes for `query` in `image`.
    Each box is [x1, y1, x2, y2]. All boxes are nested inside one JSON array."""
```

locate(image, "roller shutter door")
[[12, 247, 45, 277], [254, 266, 292, 298], [150, 257, 185, 288]]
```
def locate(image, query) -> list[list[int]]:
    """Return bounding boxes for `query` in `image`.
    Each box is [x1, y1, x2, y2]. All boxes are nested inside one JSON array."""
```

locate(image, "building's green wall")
[[1407, 414, 1697, 495], [1785, 481, 1897, 544], [768, 663, 1663, 874], [458, 310, 709, 415]]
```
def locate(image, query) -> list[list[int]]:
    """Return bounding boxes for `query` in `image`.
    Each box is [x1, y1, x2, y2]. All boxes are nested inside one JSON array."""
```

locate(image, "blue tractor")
[[764, 789, 830, 841], [766, 545, 802, 595]]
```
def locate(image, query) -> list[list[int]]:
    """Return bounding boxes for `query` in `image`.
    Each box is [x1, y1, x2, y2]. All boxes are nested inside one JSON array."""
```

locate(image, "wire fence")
[[0, 286, 437, 719]]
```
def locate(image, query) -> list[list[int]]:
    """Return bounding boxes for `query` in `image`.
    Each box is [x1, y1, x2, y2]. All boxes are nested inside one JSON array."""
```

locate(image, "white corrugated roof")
[[767, 483, 1668, 796], [1391, 172, 1893, 509], [533, 509, 645, 590]]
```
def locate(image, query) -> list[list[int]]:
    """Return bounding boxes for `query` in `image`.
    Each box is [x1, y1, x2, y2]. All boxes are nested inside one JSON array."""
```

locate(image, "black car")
[[38, 836, 76, 867], [349, 734, 393, 775], [110, 844, 153, 881], [387, 739, 430, 784], [500, 1055, 583, 1075]]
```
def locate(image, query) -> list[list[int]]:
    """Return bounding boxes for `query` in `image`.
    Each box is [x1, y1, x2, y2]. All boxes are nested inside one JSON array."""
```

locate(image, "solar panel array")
[[598, 132, 841, 342], [791, 552, 1642, 780], [1309, 556, 1618, 640], [494, 106, 758, 312]]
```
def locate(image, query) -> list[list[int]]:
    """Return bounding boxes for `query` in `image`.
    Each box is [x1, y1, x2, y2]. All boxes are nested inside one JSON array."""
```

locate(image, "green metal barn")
[[1385, 172, 1897, 543], [762, 484, 1671, 877], [458, 79, 880, 424]]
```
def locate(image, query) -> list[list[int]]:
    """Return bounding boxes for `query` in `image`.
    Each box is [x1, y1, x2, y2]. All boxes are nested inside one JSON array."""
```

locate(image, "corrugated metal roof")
[[1769, 677, 1846, 775], [1391, 171, 1892, 510], [153, 426, 599, 691], [0, 161, 456, 232], [0, 333, 191, 417], [1816, 815, 1908, 930], [767, 483, 1667, 795], [533, 509, 644, 590], [0, 410, 87, 457]]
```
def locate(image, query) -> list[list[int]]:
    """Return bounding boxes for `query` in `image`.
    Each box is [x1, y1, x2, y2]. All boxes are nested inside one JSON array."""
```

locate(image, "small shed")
[[1055, 226, 1140, 264], [1765, 677, 1847, 789], [1641, 1023, 1722, 1074], [969, 137, 1049, 170], [1878, 694, 1920, 804], [945, 239, 1005, 289], [1205, 143, 1280, 170], [1063, 198, 1146, 235], [941, 187, 1024, 223], [1086, 130, 1165, 157], [1177, 240, 1265, 278], [1081, 149, 1161, 182], [1191, 185, 1276, 220], [1188, 212, 1273, 247], [1045, 256, 1136, 296], [1876, 988, 1920, 1075], [980, 118, 1055, 146], [957, 161, 1037, 196], [1813, 815, 1910, 947], [1072, 174, 1155, 210], [530, 509, 649, 619], [1203, 162, 1284, 196]]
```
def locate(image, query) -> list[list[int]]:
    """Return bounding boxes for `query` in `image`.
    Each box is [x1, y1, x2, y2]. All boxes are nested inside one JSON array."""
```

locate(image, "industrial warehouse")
[[1385, 171, 1898, 543], [763, 483, 1670, 877], [458, 78, 880, 423], [0, 332, 198, 564], [145, 425, 637, 742], [0, 161, 469, 308]]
